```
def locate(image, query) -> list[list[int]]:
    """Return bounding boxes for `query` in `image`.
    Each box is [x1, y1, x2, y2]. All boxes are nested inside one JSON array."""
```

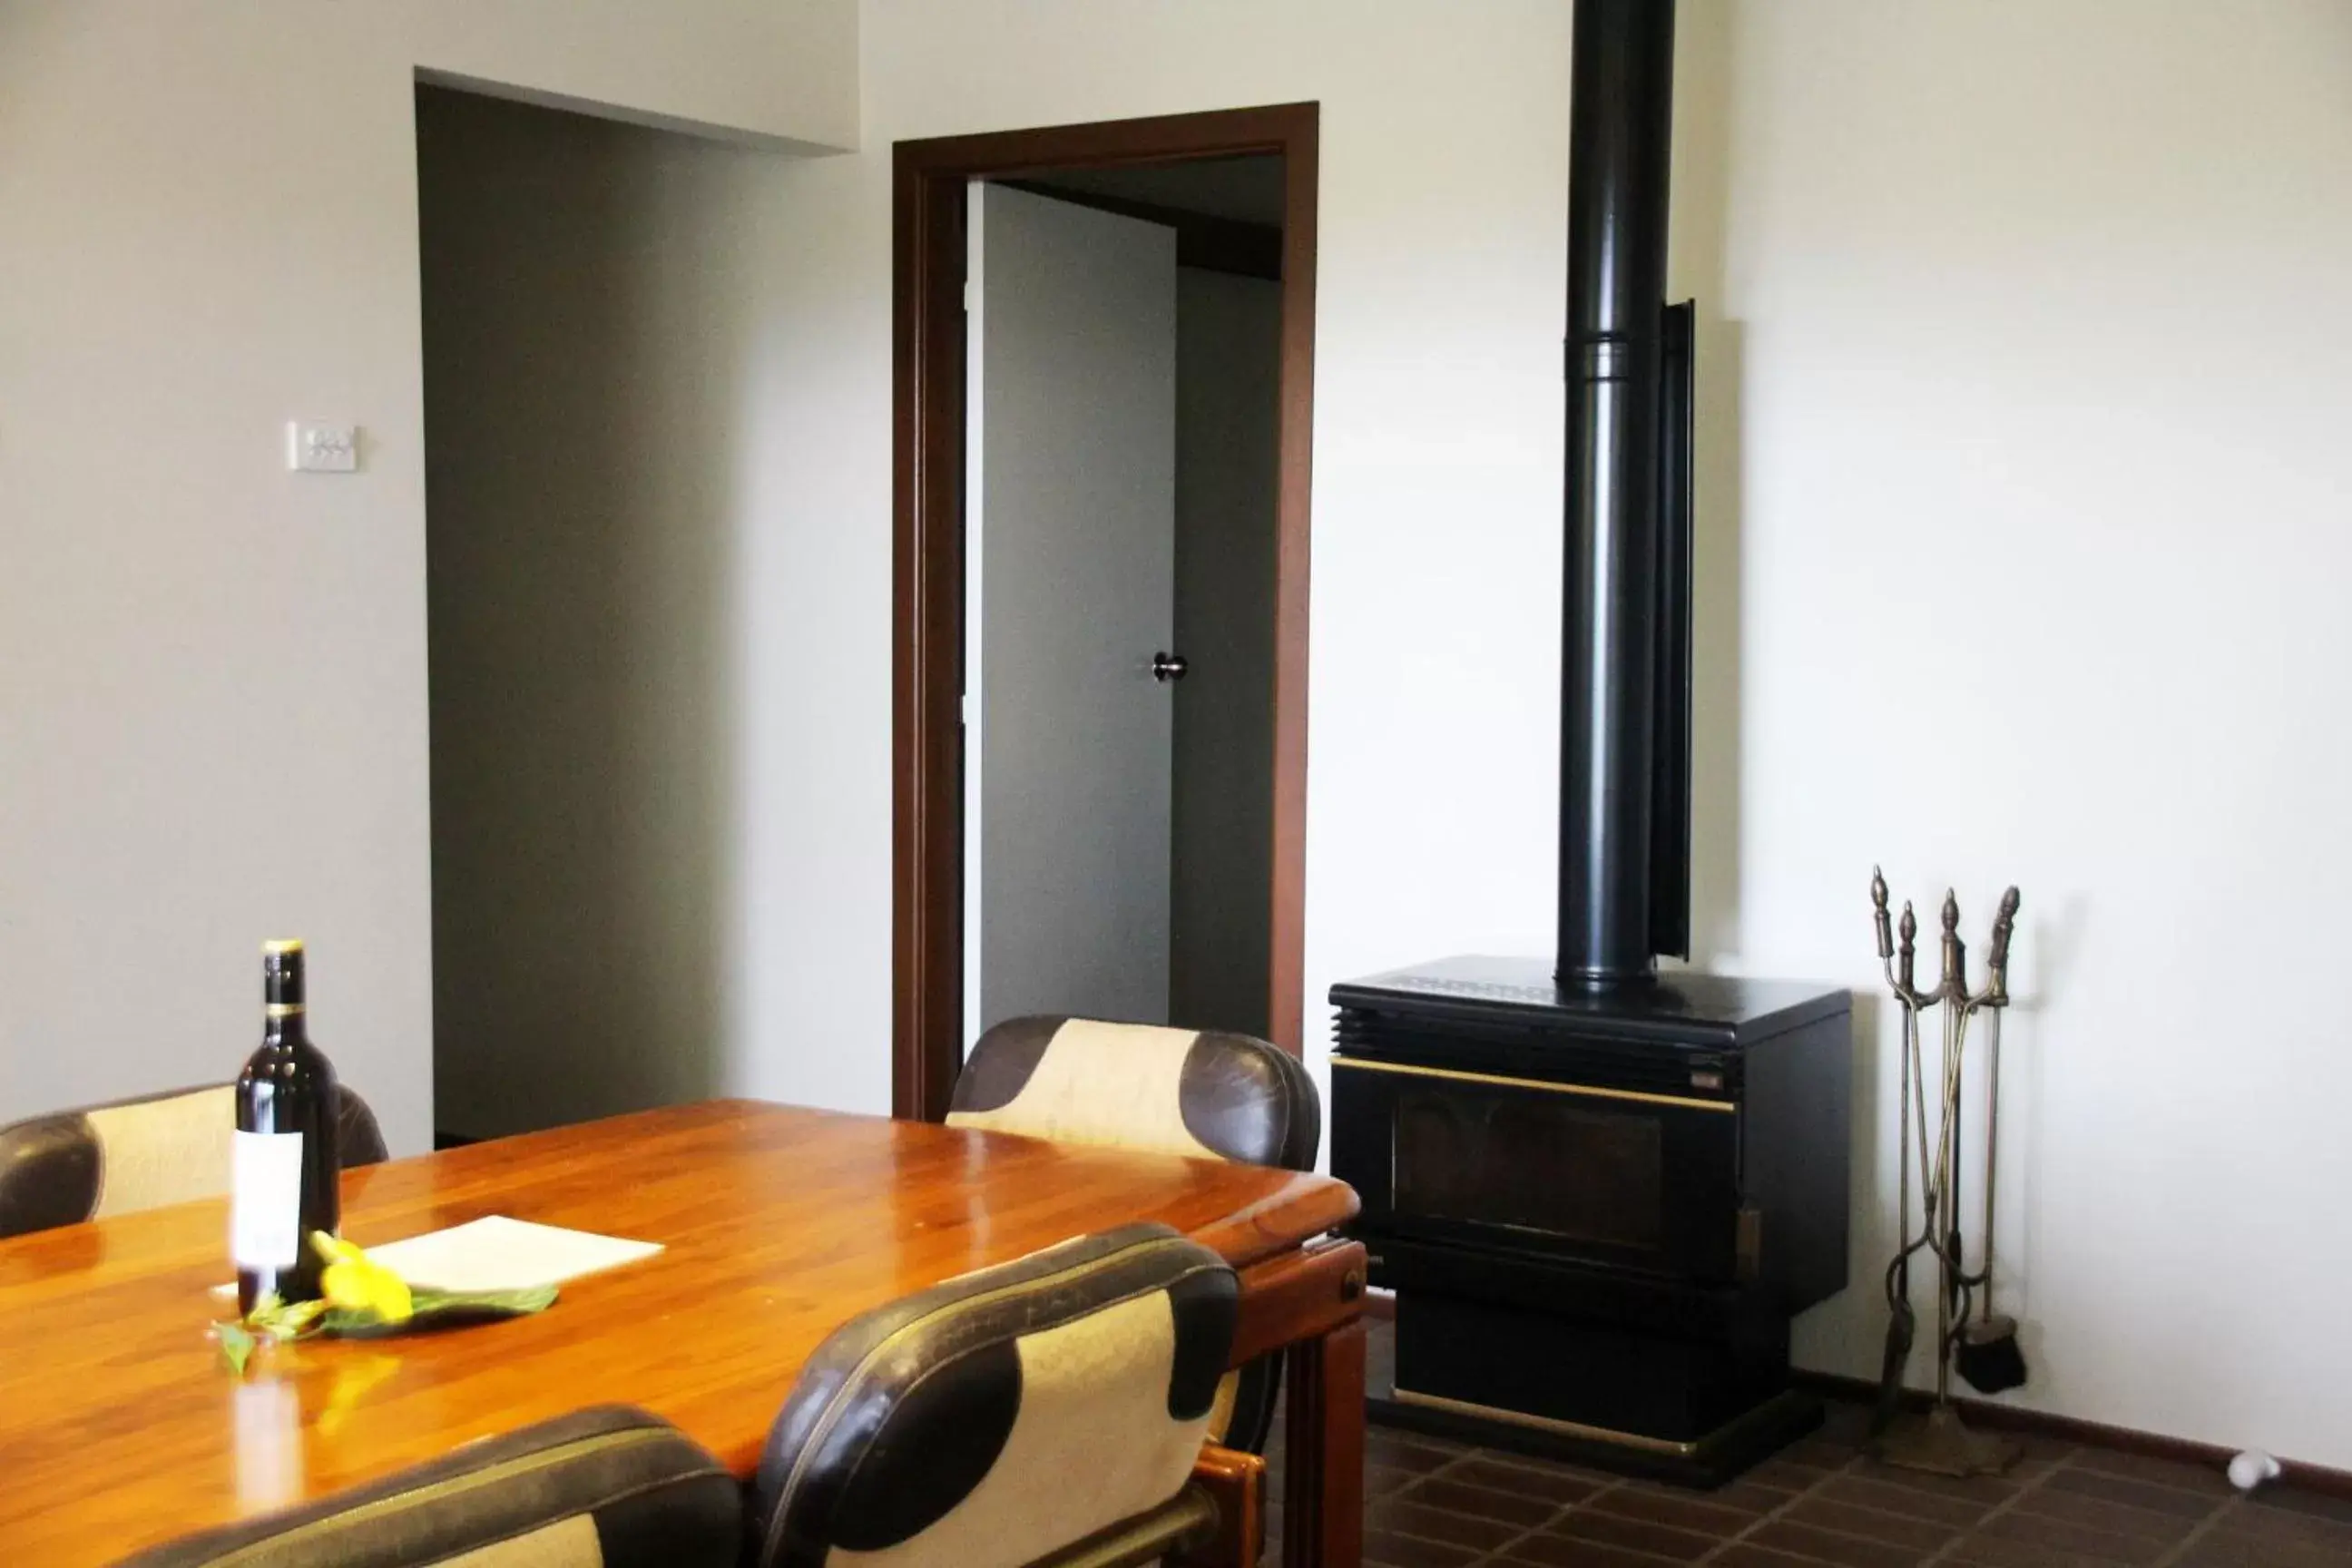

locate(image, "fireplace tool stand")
[[1868, 871, 2024, 1477]]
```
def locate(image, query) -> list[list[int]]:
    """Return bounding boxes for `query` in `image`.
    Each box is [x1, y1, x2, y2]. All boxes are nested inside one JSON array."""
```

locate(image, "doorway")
[[892, 105, 1318, 1122], [415, 85, 752, 1142]]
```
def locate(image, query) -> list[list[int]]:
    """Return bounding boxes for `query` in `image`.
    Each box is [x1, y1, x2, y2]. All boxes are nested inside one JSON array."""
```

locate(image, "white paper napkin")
[[363, 1216, 662, 1293]]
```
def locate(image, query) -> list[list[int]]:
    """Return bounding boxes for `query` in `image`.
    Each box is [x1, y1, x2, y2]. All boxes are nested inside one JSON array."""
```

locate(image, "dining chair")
[[946, 1015, 1319, 1453], [748, 1221, 1263, 1568], [113, 1405, 740, 1567], [0, 1082, 389, 1240]]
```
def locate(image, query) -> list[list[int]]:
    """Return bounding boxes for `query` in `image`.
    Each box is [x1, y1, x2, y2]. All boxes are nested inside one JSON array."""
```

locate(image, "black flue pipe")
[[1557, 0, 1678, 988]]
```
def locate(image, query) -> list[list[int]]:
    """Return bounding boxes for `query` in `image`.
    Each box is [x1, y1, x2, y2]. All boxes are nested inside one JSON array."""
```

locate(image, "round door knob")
[[1151, 652, 1189, 683]]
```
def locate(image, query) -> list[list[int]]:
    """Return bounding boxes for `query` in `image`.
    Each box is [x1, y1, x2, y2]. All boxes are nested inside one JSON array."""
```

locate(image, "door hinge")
[[962, 279, 971, 313]]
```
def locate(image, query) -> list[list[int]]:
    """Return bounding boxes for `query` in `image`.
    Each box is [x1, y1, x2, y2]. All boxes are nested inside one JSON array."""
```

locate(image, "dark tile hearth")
[[1260, 1330, 2352, 1568]]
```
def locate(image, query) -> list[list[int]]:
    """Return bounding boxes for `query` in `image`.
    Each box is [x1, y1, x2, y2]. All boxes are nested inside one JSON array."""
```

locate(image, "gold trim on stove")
[[1390, 1387, 1716, 1457], [1331, 1055, 1734, 1114]]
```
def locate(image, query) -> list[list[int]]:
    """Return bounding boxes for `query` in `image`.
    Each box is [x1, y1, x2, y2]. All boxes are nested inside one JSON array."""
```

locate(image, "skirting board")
[[1371, 1289, 2352, 1500], [1792, 1370, 2352, 1502]]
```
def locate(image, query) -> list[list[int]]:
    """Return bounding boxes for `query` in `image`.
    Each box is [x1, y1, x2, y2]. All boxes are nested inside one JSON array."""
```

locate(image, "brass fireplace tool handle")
[[1868, 868, 2025, 1477]]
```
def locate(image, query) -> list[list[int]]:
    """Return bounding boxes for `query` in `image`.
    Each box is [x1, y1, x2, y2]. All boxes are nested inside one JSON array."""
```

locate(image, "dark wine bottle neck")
[[262, 944, 307, 1043]]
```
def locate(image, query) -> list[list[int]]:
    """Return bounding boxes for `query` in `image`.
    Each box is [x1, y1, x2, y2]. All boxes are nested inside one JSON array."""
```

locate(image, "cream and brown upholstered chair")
[[748, 1223, 1261, 1568], [114, 1406, 739, 1567], [946, 1016, 1320, 1453], [0, 1083, 388, 1240]]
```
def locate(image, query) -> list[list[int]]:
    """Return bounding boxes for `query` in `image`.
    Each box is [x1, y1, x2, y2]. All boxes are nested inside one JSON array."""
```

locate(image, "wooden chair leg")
[[1178, 1445, 1267, 1568], [1282, 1318, 1367, 1568]]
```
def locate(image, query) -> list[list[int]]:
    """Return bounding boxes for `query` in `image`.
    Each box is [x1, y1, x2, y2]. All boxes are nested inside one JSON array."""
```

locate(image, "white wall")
[[742, 0, 2352, 1466], [1695, 0, 2352, 1467], [0, 1, 856, 1155]]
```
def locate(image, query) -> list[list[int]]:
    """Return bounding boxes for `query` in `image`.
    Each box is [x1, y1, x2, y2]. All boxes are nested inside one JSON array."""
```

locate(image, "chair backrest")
[[946, 1016, 1319, 1172], [749, 1222, 1239, 1568], [0, 1082, 389, 1240], [113, 1406, 738, 1567]]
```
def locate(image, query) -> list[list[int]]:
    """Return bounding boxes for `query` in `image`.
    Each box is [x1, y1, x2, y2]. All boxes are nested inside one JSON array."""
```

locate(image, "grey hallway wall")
[[1170, 267, 1281, 1039], [418, 86, 769, 1138]]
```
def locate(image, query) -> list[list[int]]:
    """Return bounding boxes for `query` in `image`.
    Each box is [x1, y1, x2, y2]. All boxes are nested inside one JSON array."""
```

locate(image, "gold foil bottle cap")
[[261, 938, 305, 956]]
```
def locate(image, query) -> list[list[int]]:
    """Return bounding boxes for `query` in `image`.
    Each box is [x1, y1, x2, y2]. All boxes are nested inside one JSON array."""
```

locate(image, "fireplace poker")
[[1869, 872, 1919, 1436]]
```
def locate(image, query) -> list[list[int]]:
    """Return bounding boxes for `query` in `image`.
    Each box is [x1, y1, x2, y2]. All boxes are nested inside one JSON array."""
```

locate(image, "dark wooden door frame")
[[893, 103, 1319, 1121]]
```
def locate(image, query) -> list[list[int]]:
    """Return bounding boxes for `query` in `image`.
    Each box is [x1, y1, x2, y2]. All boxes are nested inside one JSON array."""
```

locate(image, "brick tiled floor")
[[1261, 1332, 2352, 1567]]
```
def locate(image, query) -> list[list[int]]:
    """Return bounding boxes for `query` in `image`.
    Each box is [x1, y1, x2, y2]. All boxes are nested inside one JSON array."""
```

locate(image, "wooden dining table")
[[0, 1100, 1367, 1568]]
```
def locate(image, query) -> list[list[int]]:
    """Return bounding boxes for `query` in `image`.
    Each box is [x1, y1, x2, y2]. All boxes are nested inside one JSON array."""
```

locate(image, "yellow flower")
[[311, 1231, 413, 1323]]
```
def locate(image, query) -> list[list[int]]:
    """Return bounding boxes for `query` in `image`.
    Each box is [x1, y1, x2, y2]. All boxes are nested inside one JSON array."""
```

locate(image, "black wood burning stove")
[[1332, 960, 1848, 1484], [1329, 0, 1852, 1485]]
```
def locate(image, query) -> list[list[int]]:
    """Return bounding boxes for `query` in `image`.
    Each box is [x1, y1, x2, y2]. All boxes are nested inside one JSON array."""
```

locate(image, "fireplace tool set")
[[1868, 870, 2027, 1476]]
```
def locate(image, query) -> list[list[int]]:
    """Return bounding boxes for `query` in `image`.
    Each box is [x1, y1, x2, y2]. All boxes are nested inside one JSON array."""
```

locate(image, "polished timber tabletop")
[[0, 1099, 1358, 1566]]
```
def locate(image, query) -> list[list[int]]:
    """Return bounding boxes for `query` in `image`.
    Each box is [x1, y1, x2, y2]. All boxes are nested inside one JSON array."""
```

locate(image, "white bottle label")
[[230, 1130, 305, 1269]]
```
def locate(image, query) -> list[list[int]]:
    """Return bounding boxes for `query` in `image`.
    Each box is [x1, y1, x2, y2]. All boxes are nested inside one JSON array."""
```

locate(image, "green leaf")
[[316, 1286, 561, 1339], [253, 1298, 329, 1341], [215, 1319, 256, 1377], [413, 1286, 559, 1316]]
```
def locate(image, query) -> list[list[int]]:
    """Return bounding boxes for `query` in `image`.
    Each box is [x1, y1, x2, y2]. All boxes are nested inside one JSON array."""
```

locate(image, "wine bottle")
[[233, 939, 343, 1314]]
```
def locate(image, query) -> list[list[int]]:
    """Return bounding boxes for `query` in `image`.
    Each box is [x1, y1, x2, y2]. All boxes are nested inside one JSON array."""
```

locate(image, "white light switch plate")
[[287, 421, 358, 473]]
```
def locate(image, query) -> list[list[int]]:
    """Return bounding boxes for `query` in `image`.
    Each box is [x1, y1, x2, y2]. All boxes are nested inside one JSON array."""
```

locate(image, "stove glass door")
[[1391, 1083, 1664, 1250], [1333, 1058, 1740, 1282]]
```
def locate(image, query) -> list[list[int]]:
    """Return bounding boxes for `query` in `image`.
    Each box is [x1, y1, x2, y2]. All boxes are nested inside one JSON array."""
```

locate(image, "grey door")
[[965, 181, 1179, 1037]]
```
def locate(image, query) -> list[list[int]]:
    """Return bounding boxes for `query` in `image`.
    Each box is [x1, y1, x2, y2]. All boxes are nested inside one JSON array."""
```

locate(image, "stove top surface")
[[1330, 955, 1848, 1046]]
